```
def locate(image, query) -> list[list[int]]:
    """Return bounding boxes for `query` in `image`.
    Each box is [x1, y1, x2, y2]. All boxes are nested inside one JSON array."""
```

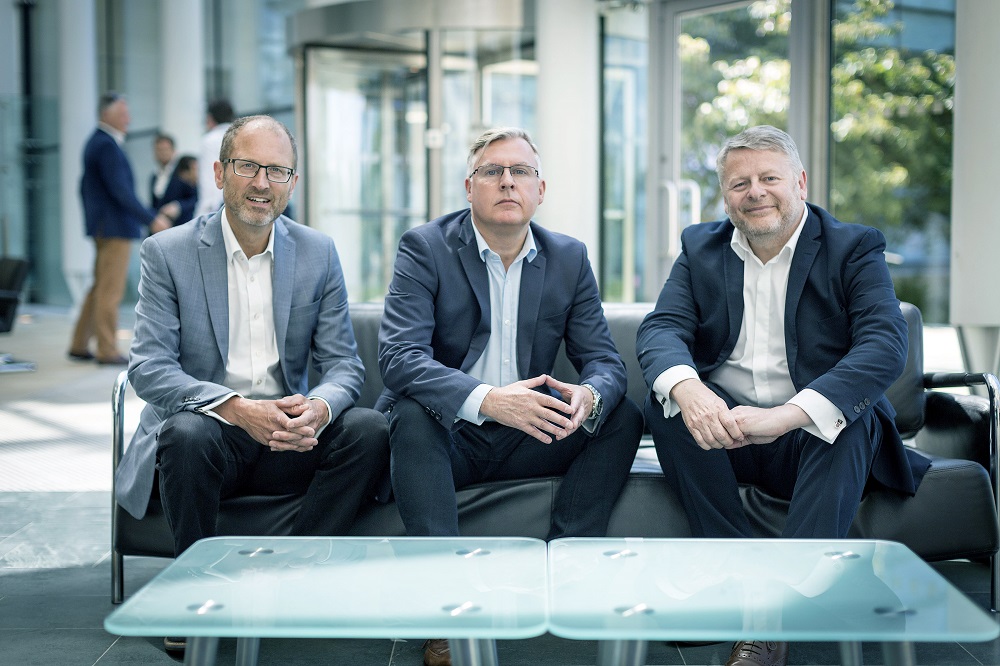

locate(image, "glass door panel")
[[304, 47, 427, 302], [644, 0, 791, 300]]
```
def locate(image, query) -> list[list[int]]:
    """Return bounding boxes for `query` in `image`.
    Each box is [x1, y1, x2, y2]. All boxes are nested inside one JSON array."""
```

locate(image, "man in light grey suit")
[[116, 115, 389, 566]]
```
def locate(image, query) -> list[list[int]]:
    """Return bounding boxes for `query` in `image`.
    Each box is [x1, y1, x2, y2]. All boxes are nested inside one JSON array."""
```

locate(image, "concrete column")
[[950, 0, 1000, 375], [535, 0, 600, 266], [161, 0, 205, 154], [59, 0, 97, 308]]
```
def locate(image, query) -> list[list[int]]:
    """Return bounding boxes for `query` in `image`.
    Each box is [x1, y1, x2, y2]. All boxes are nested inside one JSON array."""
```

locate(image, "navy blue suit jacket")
[[151, 168, 198, 225], [376, 209, 628, 434], [79, 127, 155, 239], [636, 204, 928, 495]]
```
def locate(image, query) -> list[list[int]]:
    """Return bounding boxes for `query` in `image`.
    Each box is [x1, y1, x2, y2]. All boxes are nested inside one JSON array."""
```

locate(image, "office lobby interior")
[[3, 0, 1000, 664]]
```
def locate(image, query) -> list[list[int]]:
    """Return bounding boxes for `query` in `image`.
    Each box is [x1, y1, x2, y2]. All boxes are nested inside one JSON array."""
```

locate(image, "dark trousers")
[[645, 385, 882, 539], [388, 396, 643, 539], [156, 407, 389, 556]]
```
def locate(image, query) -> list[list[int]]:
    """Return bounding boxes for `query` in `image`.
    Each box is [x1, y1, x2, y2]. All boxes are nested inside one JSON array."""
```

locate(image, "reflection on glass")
[[305, 47, 427, 301], [830, 0, 955, 323], [441, 30, 536, 214]]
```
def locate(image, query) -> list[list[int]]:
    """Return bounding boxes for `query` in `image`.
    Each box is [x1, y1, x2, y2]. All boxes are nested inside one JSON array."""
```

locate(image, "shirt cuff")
[[308, 396, 334, 437], [197, 391, 240, 426], [787, 388, 847, 444], [651, 365, 700, 418], [458, 383, 493, 425]]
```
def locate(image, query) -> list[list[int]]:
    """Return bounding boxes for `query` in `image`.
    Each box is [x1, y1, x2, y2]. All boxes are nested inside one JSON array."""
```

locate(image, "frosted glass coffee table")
[[548, 538, 999, 666], [104, 536, 547, 666]]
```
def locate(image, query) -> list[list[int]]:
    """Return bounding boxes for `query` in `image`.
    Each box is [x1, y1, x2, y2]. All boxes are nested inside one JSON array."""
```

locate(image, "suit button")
[[854, 405, 861, 414], [864, 398, 871, 406]]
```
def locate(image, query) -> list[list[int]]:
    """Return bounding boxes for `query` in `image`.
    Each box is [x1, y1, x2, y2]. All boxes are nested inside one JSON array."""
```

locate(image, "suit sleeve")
[[127, 236, 233, 413], [802, 227, 907, 425], [378, 230, 483, 428], [636, 231, 701, 389], [96, 140, 156, 227], [302, 237, 366, 423], [560, 245, 628, 427]]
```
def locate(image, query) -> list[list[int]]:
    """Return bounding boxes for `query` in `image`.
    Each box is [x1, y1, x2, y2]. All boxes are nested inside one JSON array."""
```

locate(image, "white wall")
[[950, 0, 1000, 372]]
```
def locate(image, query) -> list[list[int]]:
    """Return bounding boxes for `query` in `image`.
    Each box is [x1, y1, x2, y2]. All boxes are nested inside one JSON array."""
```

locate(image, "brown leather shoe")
[[726, 641, 788, 666], [423, 638, 451, 666]]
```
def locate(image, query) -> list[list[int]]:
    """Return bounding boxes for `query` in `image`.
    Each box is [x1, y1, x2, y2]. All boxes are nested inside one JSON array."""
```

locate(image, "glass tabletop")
[[105, 536, 547, 639], [547, 538, 1000, 643]]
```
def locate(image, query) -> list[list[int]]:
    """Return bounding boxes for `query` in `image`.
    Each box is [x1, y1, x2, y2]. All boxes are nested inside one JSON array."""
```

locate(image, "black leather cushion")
[[886, 302, 926, 438], [114, 301, 999, 573]]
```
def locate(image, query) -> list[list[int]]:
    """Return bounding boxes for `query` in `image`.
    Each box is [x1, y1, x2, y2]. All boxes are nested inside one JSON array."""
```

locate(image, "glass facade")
[[6, 0, 958, 319]]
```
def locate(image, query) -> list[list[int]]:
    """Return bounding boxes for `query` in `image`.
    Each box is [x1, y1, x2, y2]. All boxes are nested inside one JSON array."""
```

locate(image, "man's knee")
[[336, 407, 390, 454], [387, 398, 444, 451], [158, 411, 219, 455]]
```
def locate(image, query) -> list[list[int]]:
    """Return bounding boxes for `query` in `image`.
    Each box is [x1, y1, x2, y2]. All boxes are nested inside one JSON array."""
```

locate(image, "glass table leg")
[[838, 641, 862, 666], [448, 638, 499, 666], [597, 639, 649, 666], [184, 636, 219, 666], [881, 641, 917, 666], [235, 637, 261, 666]]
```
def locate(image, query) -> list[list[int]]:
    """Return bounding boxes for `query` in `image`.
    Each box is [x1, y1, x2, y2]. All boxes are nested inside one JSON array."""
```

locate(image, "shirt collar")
[[221, 209, 275, 261], [730, 204, 809, 265], [470, 215, 537, 264], [98, 122, 125, 145]]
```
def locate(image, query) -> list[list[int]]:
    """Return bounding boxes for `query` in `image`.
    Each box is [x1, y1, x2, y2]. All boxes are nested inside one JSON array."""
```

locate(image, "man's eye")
[[511, 167, 531, 177], [483, 167, 502, 177]]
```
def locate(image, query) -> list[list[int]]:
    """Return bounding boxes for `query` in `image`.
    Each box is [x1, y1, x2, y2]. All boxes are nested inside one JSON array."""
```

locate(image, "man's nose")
[[250, 169, 271, 187], [498, 167, 516, 188], [746, 179, 766, 198]]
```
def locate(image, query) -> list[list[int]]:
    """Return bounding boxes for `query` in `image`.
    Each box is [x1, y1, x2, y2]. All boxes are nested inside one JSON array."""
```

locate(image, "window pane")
[[830, 0, 955, 323]]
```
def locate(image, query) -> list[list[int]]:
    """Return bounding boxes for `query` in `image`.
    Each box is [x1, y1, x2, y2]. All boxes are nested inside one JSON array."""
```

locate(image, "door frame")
[[644, 0, 830, 293]]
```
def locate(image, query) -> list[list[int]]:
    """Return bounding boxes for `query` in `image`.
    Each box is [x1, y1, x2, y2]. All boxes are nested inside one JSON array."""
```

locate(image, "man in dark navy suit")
[[68, 92, 171, 365], [378, 127, 643, 666], [637, 125, 930, 666]]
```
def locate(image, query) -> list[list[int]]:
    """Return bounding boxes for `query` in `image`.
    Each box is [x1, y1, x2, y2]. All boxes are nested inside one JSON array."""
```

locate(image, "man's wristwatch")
[[582, 383, 603, 420]]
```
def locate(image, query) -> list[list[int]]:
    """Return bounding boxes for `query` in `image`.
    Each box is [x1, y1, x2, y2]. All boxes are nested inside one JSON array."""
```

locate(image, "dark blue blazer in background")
[[151, 169, 198, 225], [80, 127, 155, 239], [376, 209, 628, 434], [636, 203, 930, 496]]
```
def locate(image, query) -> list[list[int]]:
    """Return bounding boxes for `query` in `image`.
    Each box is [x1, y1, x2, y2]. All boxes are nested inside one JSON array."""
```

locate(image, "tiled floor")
[[0, 305, 997, 665]]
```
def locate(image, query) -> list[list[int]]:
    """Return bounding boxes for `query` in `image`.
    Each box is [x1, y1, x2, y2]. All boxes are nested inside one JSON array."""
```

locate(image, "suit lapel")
[[784, 212, 821, 377], [723, 235, 745, 360], [198, 214, 231, 362], [457, 218, 492, 370], [517, 246, 544, 379], [272, 220, 294, 366]]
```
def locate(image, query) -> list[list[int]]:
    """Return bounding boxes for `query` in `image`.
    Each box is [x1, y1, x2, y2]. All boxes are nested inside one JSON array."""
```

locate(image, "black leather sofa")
[[112, 302, 1000, 608]]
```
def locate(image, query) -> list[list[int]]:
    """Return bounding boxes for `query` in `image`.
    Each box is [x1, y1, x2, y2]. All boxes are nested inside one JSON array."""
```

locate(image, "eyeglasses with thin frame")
[[469, 164, 540, 182], [224, 158, 295, 183]]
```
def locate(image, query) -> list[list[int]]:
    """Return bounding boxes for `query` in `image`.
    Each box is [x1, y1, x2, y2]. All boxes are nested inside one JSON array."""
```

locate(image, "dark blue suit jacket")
[[636, 204, 929, 495], [376, 209, 628, 434], [151, 168, 198, 226], [80, 127, 155, 239]]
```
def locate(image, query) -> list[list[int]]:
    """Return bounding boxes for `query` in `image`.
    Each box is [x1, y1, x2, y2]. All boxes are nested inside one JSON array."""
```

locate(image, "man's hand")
[[543, 376, 594, 430], [671, 378, 745, 450], [730, 404, 811, 445], [212, 395, 319, 452], [150, 213, 171, 234], [479, 375, 575, 444]]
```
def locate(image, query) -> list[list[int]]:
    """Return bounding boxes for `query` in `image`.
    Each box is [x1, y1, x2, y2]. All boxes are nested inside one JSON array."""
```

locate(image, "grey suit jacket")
[[115, 211, 365, 519]]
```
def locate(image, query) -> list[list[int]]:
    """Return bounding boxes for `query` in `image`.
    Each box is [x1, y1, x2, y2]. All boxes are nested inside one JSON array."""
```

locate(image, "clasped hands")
[[479, 375, 594, 444], [671, 378, 810, 451], [214, 394, 329, 452]]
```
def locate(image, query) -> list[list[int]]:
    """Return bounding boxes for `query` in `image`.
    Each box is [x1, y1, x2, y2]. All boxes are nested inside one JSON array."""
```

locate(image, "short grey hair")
[[716, 125, 804, 186], [467, 127, 542, 176]]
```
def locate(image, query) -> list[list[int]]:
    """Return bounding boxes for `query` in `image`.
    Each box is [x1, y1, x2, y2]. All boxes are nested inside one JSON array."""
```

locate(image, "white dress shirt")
[[652, 207, 847, 443], [199, 211, 331, 432], [457, 220, 537, 424]]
